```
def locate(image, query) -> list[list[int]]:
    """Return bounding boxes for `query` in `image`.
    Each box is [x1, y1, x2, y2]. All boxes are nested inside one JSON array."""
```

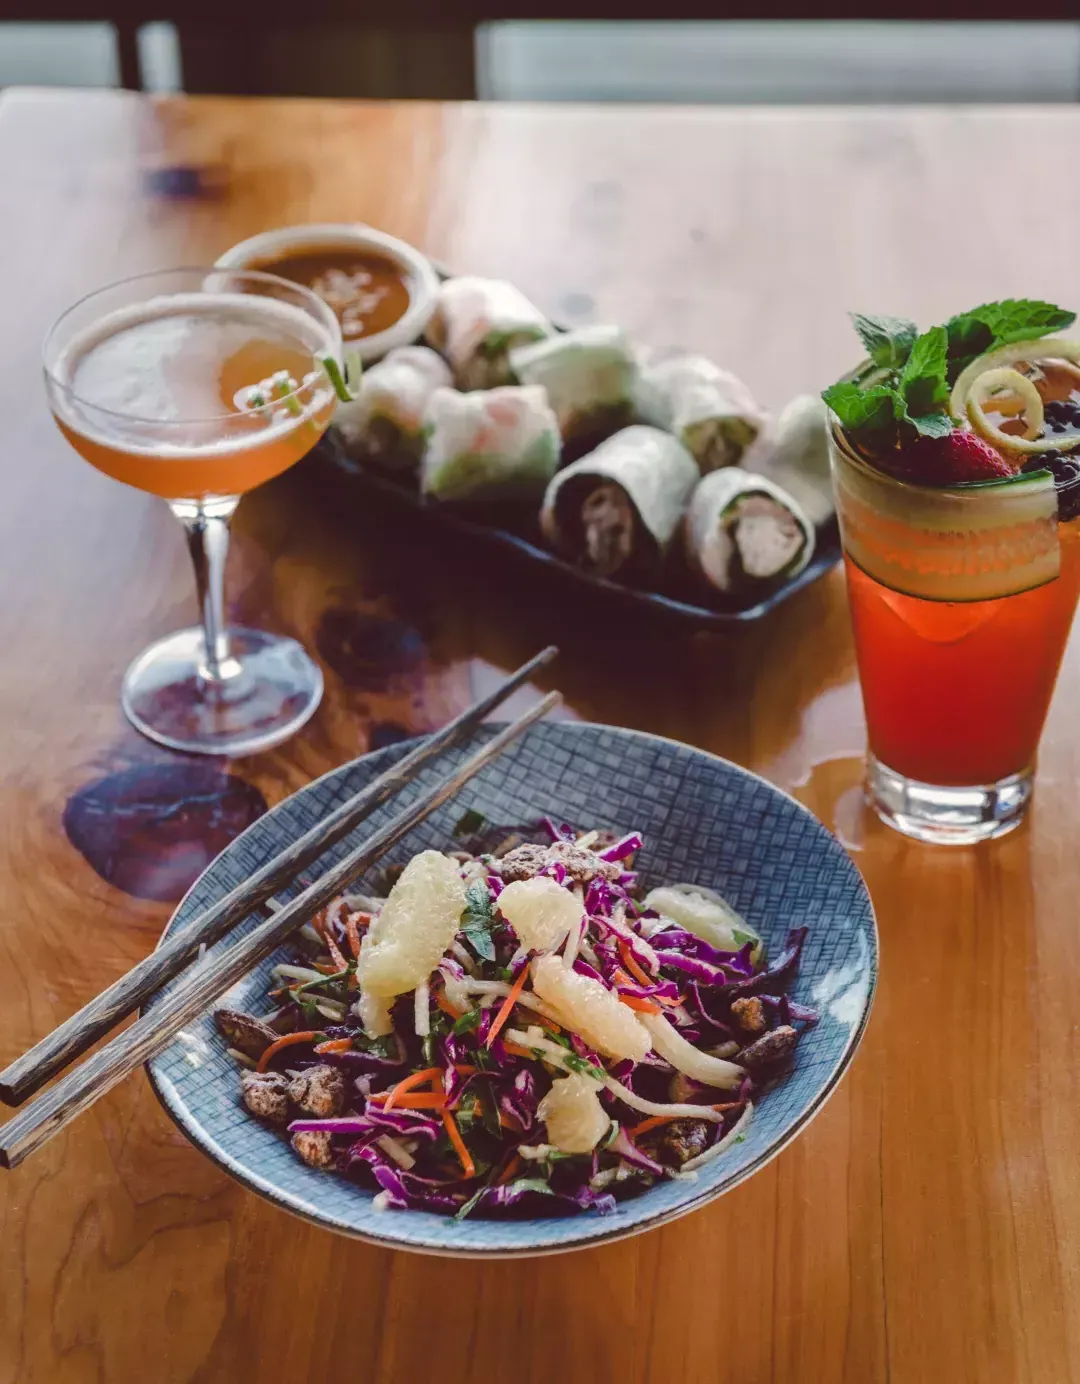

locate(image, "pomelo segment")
[[531, 953, 649, 1062], [537, 1073, 611, 1153], [498, 877, 584, 953], [357, 850, 466, 999]]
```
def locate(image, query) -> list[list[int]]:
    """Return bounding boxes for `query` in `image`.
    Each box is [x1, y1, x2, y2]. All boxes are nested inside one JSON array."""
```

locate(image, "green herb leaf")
[[850, 312, 918, 370], [421, 1033, 435, 1066], [899, 325, 950, 419], [462, 922, 496, 963], [453, 808, 487, 837], [821, 382, 898, 445], [453, 1186, 488, 1221], [452, 1007, 483, 1036], [505, 1176, 555, 1195], [460, 880, 496, 961], [946, 299, 1077, 381], [562, 1052, 606, 1081], [909, 411, 954, 439]]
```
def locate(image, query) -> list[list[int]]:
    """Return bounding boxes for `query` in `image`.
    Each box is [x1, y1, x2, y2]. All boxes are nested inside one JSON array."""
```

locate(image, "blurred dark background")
[[3, 10, 1080, 102]]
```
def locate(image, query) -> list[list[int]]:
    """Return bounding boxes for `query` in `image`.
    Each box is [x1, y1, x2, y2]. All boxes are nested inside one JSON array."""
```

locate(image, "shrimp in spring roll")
[[685, 469, 814, 594], [510, 325, 637, 447], [425, 276, 551, 390], [334, 345, 451, 469], [421, 385, 560, 502], [637, 355, 767, 471], [540, 425, 698, 579]]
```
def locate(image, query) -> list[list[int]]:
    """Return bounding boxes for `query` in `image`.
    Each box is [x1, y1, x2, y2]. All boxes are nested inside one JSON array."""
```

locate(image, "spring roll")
[[421, 385, 560, 502], [685, 468, 814, 594], [334, 346, 452, 469], [637, 355, 767, 472], [540, 425, 698, 578], [509, 325, 637, 446], [751, 394, 834, 527], [425, 276, 551, 390]]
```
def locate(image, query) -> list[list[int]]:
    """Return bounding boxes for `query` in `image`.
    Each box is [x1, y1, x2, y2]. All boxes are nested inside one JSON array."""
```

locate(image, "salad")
[[215, 816, 815, 1219]]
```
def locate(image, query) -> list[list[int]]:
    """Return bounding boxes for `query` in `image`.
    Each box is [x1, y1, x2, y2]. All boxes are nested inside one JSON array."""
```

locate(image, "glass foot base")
[[867, 754, 1032, 846], [121, 626, 323, 757]]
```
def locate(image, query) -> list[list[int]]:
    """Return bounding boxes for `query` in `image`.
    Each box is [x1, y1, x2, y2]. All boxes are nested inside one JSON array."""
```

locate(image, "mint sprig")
[[823, 297, 1076, 453], [897, 326, 952, 436], [851, 313, 917, 371], [945, 299, 1076, 381]]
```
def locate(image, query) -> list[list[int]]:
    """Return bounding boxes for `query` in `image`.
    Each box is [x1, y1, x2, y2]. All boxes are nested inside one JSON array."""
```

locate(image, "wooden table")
[[1, 89, 1078, 1384]]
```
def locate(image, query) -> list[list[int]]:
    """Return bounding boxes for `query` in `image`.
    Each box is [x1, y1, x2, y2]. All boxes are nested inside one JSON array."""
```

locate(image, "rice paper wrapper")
[[541, 425, 699, 570], [750, 394, 834, 527], [421, 385, 561, 501], [637, 355, 767, 472], [510, 325, 637, 443], [335, 346, 452, 469], [685, 467, 815, 593], [425, 277, 551, 389]]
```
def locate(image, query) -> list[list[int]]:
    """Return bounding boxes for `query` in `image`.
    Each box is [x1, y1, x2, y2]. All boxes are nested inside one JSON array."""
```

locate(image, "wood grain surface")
[[0, 89, 1078, 1384]]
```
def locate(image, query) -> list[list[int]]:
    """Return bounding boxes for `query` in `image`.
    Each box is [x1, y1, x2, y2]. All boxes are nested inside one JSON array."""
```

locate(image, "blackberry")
[[1042, 399, 1080, 434], [1021, 450, 1080, 521]]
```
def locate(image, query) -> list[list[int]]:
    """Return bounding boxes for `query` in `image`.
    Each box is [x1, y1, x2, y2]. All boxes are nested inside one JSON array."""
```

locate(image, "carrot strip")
[[313, 1037, 354, 1055], [436, 989, 464, 1021], [496, 1154, 522, 1185], [627, 1101, 740, 1139], [628, 1114, 678, 1137], [383, 1066, 442, 1111], [618, 941, 653, 988], [618, 994, 662, 1016], [368, 1091, 447, 1110], [454, 1064, 479, 1076], [486, 966, 530, 1049], [533, 1014, 563, 1034], [312, 962, 340, 975], [501, 1041, 536, 1060], [256, 1030, 320, 1073], [441, 1109, 477, 1179]]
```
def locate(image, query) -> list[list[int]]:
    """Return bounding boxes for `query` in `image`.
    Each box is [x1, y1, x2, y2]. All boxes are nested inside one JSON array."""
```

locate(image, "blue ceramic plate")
[[146, 722, 876, 1257]]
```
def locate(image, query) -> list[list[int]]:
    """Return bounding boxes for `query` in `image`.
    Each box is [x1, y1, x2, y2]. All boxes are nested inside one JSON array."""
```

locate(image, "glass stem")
[[169, 496, 240, 682]]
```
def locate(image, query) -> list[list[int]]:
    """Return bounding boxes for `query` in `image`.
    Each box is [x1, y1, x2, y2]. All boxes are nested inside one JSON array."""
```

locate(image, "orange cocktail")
[[44, 268, 342, 757], [824, 301, 1080, 843]]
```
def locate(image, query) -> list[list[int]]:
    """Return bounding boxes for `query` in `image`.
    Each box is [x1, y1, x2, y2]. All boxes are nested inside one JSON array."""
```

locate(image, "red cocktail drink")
[[825, 304, 1080, 842]]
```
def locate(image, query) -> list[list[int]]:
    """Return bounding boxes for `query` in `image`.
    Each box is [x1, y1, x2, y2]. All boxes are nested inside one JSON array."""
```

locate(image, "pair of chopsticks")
[[0, 646, 560, 1170]]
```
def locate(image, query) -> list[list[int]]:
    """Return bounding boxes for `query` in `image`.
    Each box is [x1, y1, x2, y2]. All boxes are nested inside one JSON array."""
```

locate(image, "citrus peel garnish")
[[966, 367, 1044, 450], [950, 337, 1080, 455]]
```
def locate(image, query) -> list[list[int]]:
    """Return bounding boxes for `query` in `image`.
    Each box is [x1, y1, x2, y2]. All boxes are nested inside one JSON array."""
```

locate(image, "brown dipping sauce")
[[251, 246, 412, 341]]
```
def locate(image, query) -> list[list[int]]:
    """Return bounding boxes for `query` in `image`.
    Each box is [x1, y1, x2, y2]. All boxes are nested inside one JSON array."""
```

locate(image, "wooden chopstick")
[[0, 690, 560, 1170], [0, 646, 558, 1107]]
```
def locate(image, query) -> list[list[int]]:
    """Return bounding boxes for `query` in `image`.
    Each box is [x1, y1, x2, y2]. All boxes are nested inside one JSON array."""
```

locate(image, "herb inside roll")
[[425, 276, 551, 390], [421, 385, 561, 502], [334, 345, 452, 470], [636, 354, 767, 472]]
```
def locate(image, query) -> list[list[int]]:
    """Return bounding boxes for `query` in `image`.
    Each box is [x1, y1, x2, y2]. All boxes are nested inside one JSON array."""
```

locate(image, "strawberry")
[[880, 431, 1015, 485]]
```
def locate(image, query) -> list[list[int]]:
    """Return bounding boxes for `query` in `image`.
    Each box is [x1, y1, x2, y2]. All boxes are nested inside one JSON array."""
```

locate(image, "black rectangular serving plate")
[[307, 427, 841, 630]]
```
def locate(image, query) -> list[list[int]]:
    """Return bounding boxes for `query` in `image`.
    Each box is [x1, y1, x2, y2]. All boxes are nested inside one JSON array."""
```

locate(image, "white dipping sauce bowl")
[[215, 223, 440, 364]]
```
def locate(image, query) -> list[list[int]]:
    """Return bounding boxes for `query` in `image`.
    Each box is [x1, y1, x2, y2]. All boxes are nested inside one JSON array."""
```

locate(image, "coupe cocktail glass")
[[44, 267, 341, 756]]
